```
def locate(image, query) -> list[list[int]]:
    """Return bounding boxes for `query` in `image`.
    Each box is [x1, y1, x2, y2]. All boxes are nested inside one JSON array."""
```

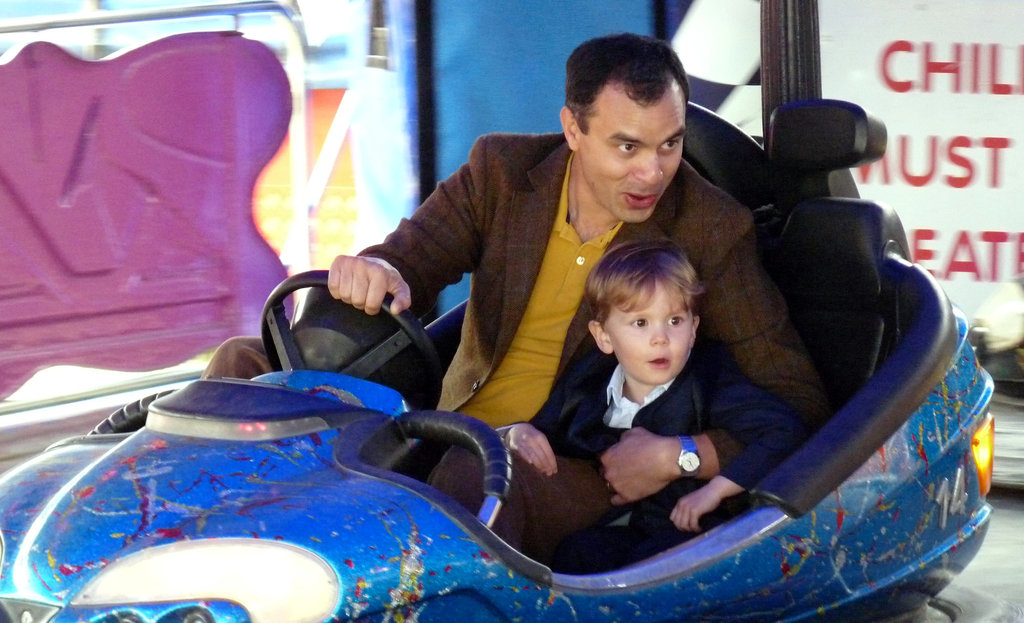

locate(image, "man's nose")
[[633, 152, 663, 184]]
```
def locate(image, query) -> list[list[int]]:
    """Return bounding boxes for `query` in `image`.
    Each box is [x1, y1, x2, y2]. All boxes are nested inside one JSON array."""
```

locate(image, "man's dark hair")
[[565, 32, 690, 133]]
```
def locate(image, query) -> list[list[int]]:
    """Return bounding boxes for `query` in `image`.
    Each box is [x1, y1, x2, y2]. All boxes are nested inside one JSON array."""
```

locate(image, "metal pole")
[[0, 1, 300, 35], [760, 0, 821, 133]]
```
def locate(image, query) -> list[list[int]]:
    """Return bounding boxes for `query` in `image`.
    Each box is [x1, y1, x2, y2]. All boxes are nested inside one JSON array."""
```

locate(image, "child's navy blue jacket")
[[530, 340, 809, 535]]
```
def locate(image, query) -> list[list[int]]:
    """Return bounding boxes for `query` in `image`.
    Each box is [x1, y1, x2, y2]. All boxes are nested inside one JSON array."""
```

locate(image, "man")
[[207, 33, 828, 562]]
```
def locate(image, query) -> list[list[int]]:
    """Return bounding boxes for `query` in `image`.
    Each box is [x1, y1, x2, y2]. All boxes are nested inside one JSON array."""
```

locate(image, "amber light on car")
[[972, 413, 994, 497]]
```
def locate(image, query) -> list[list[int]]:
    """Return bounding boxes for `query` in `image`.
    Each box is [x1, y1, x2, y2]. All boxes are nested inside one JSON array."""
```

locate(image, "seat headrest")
[[768, 99, 887, 172]]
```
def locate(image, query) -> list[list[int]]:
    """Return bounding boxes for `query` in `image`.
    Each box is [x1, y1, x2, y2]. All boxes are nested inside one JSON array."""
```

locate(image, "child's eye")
[[633, 318, 647, 328], [669, 316, 684, 326]]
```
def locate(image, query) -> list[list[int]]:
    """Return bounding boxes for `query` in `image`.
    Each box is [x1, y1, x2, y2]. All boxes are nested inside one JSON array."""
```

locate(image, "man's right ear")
[[588, 319, 615, 354], [561, 106, 581, 150]]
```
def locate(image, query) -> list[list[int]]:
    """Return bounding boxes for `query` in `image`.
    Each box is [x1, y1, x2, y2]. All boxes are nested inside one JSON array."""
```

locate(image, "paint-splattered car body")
[[0, 305, 993, 623]]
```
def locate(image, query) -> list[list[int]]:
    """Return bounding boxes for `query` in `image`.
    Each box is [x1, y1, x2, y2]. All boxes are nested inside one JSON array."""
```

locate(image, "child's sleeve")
[[529, 350, 620, 459], [698, 342, 810, 490]]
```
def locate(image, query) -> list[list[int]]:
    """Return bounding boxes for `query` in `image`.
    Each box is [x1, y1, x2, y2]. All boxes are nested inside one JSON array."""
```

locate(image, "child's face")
[[588, 283, 699, 404]]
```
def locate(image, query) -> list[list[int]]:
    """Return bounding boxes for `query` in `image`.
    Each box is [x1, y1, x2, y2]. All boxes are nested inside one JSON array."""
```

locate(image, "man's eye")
[[663, 139, 680, 150], [619, 143, 637, 153]]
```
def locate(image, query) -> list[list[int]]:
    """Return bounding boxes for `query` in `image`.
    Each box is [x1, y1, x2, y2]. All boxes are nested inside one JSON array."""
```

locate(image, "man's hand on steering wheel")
[[328, 255, 412, 315]]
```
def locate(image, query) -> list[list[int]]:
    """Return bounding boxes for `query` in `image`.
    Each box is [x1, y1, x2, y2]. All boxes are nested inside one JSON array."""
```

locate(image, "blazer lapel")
[[494, 141, 571, 360]]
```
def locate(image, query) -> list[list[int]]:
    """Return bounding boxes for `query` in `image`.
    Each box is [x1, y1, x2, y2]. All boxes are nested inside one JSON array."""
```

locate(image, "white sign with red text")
[[819, 0, 1024, 318]]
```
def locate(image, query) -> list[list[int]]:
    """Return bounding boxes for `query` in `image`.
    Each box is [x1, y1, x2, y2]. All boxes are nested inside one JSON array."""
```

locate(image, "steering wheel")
[[260, 270, 444, 409]]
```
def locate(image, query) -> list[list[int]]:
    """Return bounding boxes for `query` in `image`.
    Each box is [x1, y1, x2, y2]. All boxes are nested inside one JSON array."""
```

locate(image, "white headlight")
[[71, 538, 340, 623]]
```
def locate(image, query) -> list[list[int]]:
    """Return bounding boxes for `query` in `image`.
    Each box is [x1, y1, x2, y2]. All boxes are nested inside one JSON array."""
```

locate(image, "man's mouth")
[[624, 192, 657, 209]]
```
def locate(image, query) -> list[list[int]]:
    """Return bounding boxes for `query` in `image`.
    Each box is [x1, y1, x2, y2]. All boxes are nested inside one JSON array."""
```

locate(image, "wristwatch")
[[677, 435, 700, 475]]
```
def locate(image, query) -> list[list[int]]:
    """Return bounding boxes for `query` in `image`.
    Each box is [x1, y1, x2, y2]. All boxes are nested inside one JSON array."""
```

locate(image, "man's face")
[[561, 81, 686, 228]]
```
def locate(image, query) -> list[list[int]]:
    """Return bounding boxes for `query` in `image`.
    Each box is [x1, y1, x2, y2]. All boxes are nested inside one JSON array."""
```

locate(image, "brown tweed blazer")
[[361, 133, 829, 428]]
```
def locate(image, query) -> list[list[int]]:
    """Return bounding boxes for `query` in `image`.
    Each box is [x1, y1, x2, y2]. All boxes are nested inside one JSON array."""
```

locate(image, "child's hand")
[[505, 423, 558, 476], [670, 476, 743, 532]]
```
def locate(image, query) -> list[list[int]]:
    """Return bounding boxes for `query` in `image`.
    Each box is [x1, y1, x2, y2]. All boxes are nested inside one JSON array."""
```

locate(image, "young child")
[[504, 239, 808, 573]]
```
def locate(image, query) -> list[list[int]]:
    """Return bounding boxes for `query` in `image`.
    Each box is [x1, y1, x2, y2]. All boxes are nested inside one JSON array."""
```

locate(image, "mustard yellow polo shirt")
[[460, 159, 621, 427]]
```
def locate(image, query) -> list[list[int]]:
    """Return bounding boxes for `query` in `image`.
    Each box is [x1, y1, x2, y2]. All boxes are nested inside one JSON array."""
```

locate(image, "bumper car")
[[0, 93, 994, 622]]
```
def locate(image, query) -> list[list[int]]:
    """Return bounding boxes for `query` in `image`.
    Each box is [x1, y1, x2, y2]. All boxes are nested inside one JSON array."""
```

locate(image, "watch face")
[[680, 452, 700, 472]]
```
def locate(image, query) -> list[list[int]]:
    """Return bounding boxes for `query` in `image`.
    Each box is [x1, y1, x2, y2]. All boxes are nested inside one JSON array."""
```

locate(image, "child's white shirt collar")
[[603, 363, 675, 429]]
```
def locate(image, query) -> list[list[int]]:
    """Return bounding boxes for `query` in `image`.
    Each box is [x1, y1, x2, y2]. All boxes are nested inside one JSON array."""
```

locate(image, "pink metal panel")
[[0, 31, 291, 398]]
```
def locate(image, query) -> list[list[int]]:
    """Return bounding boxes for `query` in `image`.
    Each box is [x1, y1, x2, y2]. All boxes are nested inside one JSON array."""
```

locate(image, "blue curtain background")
[[431, 1, 655, 311]]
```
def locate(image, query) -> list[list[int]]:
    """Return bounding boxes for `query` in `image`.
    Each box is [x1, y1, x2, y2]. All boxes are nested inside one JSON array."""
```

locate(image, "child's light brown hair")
[[586, 239, 705, 323]]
